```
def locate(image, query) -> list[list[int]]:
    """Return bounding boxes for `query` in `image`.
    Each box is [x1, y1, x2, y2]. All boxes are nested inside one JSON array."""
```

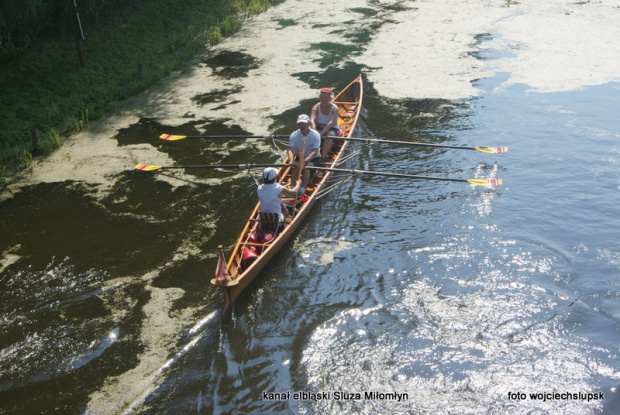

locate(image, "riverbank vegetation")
[[0, 0, 283, 183]]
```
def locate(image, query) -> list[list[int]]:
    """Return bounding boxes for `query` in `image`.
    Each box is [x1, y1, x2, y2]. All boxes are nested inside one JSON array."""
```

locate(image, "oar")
[[134, 163, 288, 171], [159, 133, 507, 154], [306, 166, 502, 187], [135, 163, 501, 187]]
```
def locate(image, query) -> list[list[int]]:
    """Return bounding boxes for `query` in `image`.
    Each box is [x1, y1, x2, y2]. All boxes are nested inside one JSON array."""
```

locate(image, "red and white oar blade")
[[134, 164, 162, 171], [475, 146, 508, 154], [159, 134, 187, 141], [467, 178, 503, 187]]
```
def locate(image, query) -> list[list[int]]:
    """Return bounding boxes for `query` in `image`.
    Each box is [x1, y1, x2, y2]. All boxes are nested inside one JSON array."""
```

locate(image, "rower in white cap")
[[257, 167, 301, 223], [288, 114, 322, 195]]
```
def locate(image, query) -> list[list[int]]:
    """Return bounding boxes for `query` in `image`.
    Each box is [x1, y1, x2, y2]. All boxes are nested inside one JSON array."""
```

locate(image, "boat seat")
[[336, 102, 358, 116], [258, 212, 283, 232], [333, 101, 358, 106]]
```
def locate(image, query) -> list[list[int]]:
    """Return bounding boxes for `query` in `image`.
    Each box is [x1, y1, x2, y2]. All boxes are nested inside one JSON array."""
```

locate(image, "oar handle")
[[292, 137, 307, 219]]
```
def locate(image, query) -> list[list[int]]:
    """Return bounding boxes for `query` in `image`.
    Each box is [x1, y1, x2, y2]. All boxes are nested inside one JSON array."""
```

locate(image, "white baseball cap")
[[263, 167, 277, 181], [297, 114, 310, 124]]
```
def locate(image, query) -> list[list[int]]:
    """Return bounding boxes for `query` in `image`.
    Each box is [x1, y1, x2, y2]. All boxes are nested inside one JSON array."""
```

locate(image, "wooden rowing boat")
[[211, 75, 364, 311]]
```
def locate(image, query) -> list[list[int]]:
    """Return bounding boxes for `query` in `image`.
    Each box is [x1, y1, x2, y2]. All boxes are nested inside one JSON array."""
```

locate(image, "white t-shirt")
[[289, 129, 321, 157], [257, 182, 285, 221]]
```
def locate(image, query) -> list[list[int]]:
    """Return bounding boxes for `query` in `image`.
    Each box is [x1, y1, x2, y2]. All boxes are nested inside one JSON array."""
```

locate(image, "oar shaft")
[[180, 163, 287, 169], [135, 163, 501, 186], [159, 133, 506, 153], [338, 136, 479, 151], [330, 136, 508, 153], [160, 133, 287, 140], [192, 135, 286, 139], [138, 163, 288, 171], [307, 166, 469, 183], [165, 133, 475, 149]]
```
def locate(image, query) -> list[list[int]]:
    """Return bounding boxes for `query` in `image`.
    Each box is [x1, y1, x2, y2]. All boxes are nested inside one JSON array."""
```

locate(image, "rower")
[[288, 114, 321, 195], [257, 167, 301, 224], [310, 87, 340, 159]]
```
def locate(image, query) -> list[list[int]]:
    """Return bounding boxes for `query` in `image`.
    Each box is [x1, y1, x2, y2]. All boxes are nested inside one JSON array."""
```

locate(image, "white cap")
[[297, 114, 310, 124], [263, 167, 277, 181]]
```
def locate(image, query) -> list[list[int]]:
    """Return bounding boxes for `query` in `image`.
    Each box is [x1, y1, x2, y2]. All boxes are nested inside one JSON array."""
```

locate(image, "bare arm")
[[288, 146, 296, 164], [289, 145, 317, 163], [310, 103, 319, 130], [281, 180, 301, 197], [305, 148, 319, 162], [327, 103, 339, 128]]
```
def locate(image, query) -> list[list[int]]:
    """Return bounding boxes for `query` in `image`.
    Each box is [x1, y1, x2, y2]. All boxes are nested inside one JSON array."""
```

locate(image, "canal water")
[[1, 0, 619, 414]]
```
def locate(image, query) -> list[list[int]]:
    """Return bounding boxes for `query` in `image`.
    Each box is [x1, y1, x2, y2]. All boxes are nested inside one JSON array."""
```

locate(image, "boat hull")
[[212, 75, 364, 310]]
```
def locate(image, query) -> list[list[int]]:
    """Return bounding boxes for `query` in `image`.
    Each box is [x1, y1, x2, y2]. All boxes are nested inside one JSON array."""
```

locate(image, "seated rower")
[[310, 87, 341, 159], [257, 167, 301, 224], [288, 114, 322, 195]]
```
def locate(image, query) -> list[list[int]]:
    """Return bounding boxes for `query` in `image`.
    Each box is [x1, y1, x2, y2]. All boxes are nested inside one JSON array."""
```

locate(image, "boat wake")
[[110, 309, 220, 415], [0, 257, 116, 392], [60, 327, 120, 372]]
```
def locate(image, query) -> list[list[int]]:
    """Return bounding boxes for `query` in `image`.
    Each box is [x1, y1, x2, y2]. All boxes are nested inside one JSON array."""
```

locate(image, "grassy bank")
[[0, 0, 284, 183]]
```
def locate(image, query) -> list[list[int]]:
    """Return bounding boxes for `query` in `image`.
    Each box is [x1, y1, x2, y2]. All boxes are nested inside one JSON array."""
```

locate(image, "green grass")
[[0, 0, 282, 184]]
